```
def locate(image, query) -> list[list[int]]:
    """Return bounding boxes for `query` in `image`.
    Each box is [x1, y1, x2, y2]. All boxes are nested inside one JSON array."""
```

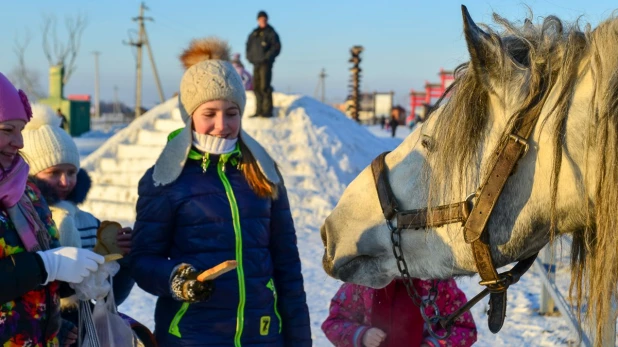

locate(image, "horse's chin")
[[333, 255, 393, 289]]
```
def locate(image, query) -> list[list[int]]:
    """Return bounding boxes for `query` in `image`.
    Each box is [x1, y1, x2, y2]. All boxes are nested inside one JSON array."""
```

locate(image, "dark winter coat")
[[0, 182, 63, 346], [246, 25, 281, 66], [131, 147, 311, 347]]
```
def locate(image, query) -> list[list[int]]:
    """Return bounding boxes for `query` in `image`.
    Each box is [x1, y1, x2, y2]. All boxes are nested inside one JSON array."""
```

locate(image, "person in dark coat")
[[246, 11, 281, 118], [0, 72, 105, 346], [56, 108, 68, 132], [388, 108, 399, 138], [131, 37, 311, 347]]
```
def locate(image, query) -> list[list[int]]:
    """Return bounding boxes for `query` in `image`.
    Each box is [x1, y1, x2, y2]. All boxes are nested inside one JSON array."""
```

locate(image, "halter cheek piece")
[[370, 102, 543, 338]]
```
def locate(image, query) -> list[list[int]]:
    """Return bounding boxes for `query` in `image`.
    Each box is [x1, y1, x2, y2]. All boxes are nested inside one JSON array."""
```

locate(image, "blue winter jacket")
[[131, 148, 311, 346]]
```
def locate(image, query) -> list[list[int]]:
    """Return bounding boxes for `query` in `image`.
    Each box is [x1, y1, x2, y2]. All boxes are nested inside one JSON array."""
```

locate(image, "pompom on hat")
[[0, 72, 32, 123], [152, 37, 280, 187], [21, 103, 80, 175]]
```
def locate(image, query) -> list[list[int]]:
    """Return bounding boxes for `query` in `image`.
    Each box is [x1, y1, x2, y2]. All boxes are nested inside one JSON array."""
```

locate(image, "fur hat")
[[152, 37, 280, 187], [21, 103, 80, 175]]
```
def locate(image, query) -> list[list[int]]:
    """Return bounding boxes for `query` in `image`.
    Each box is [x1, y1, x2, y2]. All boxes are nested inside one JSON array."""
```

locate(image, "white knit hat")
[[152, 37, 280, 187], [21, 104, 80, 175]]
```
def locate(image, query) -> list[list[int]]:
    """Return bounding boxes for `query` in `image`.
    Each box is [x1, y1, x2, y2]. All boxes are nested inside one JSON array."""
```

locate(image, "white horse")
[[321, 6, 618, 344]]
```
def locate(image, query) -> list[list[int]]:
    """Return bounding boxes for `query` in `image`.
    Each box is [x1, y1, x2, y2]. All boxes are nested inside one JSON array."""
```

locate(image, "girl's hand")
[[58, 319, 78, 347], [170, 264, 215, 303], [116, 227, 133, 255], [62, 327, 78, 347], [362, 327, 386, 347]]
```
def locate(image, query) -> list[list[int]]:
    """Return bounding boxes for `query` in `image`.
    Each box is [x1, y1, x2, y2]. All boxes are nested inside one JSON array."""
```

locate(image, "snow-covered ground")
[[366, 124, 413, 140], [76, 92, 613, 346]]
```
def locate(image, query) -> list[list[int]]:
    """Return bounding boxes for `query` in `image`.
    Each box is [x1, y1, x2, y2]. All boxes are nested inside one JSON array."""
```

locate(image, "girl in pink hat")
[[0, 72, 105, 347]]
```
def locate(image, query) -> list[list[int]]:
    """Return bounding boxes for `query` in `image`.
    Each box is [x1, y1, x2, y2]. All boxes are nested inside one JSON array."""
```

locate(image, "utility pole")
[[113, 85, 120, 115], [314, 68, 327, 103], [129, 3, 146, 117], [92, 51, 101, 118], [126, 2, 165, 117]]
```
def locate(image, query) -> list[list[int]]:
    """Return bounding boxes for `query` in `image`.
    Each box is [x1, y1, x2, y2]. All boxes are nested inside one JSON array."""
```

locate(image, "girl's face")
[[35, 164, 78, 200], [0, 120, 25, 170], [192, 100, 241, 139]]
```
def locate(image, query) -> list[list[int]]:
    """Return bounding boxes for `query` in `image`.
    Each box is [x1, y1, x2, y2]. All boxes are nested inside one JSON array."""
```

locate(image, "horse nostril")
[[320, 223, 338, 277], [320, 224, 327, 247]]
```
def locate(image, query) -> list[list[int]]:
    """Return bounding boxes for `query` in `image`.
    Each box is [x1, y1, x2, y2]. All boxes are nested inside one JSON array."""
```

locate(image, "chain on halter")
[[388, 218, 452, 340]]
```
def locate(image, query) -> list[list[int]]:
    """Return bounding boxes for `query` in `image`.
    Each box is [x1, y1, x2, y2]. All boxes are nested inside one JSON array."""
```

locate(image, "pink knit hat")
[[0, 72, 32, 123]]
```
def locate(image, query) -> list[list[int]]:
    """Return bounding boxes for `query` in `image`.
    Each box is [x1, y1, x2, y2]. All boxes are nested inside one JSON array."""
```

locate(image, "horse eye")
[[421, 136, 434, 151]]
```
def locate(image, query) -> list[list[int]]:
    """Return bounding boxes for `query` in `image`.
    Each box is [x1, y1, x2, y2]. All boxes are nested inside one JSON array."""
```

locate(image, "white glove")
[[71, 261, 120, 301], [37, 247, 105, 285]]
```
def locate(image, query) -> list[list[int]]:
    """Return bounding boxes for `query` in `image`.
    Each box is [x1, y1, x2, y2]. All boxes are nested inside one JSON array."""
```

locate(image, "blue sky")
[[1, 0, 616, 108]]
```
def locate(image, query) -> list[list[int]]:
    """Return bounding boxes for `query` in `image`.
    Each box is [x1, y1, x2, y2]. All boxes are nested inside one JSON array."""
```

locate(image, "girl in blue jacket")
[[130, 37, 311, 347]]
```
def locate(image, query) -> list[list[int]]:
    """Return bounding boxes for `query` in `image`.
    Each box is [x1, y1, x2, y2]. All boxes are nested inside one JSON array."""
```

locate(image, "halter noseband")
[[370, 101, 545, 337]]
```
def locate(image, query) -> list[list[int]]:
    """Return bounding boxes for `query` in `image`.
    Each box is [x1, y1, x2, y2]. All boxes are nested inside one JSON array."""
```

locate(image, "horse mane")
[[424, 12, 618, 342]]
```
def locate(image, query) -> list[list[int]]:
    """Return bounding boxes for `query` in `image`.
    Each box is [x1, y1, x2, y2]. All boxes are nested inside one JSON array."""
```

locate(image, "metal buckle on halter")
[[479, 274, 512, 293], [478, 277, 508, 286], [508, 134, 530, 157], [462, 193, 476, 222]]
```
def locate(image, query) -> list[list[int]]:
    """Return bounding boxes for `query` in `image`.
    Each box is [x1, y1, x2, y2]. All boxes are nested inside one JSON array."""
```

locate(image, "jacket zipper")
[[168, 302, 189, 338], [266, 279, 282, 333], [164, 143, 246, 343], [217, 152, 246, 347]]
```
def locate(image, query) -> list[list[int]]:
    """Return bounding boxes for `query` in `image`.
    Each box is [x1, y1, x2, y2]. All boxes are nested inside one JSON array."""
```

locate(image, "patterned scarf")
[[0, 156, 51, 251]]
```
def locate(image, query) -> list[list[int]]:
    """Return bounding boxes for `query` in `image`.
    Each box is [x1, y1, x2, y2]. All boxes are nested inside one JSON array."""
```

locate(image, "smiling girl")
[[130, 37, 311, 346], [20, 104, 136, 346], [0, 72, 104, 346]]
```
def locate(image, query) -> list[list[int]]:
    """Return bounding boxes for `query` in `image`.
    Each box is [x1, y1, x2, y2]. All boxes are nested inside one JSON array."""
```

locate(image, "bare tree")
[[10, 31, 45, 100], [41, 13, 88, 84]]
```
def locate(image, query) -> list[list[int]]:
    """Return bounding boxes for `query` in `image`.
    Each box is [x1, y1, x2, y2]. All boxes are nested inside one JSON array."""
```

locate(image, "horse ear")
[[461, 5, 502, 79]]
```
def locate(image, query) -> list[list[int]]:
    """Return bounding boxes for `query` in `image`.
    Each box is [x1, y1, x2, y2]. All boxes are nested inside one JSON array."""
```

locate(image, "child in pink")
[[322, 279, 477, 347], [231, 53, 253, 91]]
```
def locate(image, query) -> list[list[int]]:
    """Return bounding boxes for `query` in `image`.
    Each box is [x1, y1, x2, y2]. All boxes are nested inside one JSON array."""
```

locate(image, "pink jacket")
[[321, 279, 477, 347], [232, 62, 253, 90]]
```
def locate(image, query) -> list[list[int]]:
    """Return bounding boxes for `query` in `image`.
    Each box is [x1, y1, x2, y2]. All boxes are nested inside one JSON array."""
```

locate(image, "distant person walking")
[[56, 108, 68, 131], [389, 107, 402, 138], [246, 11, 281, 118]]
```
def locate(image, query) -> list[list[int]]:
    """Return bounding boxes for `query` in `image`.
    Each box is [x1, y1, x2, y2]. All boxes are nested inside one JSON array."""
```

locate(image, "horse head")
[[322, 5, 618, 343]]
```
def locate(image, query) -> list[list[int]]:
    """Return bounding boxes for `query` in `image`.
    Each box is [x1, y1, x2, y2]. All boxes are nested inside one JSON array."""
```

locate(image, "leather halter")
[[370, 98, 546, 334]]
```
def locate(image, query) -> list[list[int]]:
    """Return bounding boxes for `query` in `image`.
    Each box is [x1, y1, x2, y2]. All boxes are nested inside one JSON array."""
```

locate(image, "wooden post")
[[348, 46, 363, 122], [538, 245, 556, 315]]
